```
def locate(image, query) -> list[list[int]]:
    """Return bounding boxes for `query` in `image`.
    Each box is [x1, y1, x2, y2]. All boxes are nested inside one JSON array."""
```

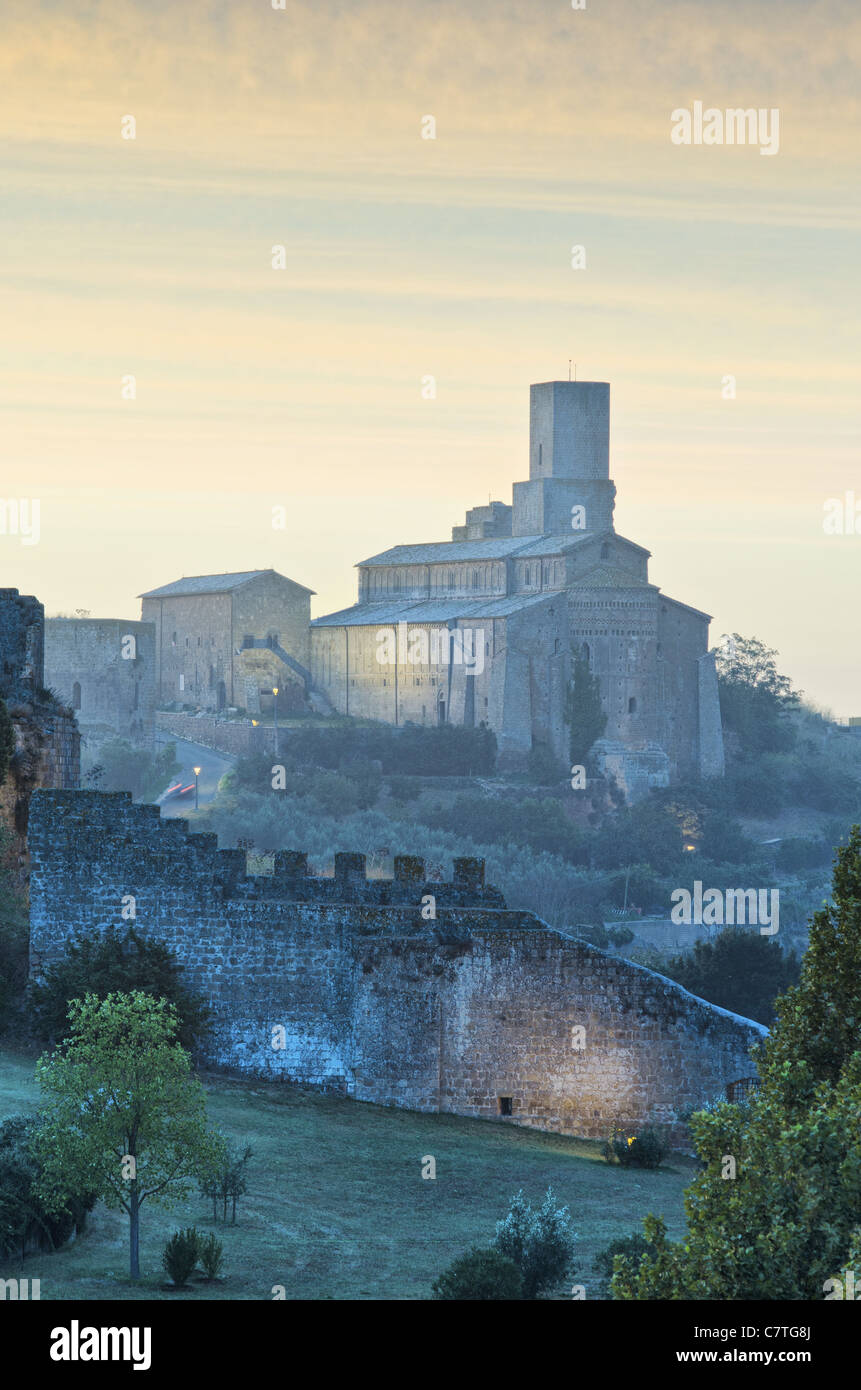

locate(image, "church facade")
[[311, 382, 725, 794]]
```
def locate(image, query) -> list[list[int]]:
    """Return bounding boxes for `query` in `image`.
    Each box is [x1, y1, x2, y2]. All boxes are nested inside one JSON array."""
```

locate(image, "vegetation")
[[611, 827, 861, 1299], [0, 1113, 96, 1258], [491, 1187, 577, 1299], [431, 1246, 523, 1300], [565, 652, 607, 766], [0, 1048, 692, 1297], [81, 738, 181, 803], [162, 1226, 203, 1288], [33, 992, 226, 1279], [603, 1127, 668, 1170], [31, 926, 212, 1051], [199, 1142, 252, 1223], [593, 1231, 656, 1299], [662, 926, 801, 1025]]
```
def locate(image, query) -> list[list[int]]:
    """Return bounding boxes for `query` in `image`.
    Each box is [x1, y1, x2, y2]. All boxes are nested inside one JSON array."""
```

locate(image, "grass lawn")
[[0, 1045, 694, 1301]]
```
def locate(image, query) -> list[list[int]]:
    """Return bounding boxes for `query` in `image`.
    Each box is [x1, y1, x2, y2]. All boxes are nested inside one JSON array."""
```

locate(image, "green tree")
[[664, 927, 800, 1026], [31, 925, 212, 1051], [612, 828, 861, 1300], [715, 634, 799, 755], [33, 991, 226, 1280], [492, 1188, 576, 1299], [565, 654, 607, 766]]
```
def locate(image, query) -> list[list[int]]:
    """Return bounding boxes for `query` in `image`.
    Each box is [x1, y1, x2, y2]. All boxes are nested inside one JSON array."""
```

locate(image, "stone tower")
[[512, 381, 616, 537]]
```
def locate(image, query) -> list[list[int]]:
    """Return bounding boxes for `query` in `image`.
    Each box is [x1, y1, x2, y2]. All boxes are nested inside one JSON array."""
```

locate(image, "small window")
[[71, 681, 81, 711], [538, 442, 543, 470], [628, 696, 637, 714], [601, 542, 610, 559], [179, 674, 185, 692], [498, 1096, 513, 1117], [448, 571, 455, 589]]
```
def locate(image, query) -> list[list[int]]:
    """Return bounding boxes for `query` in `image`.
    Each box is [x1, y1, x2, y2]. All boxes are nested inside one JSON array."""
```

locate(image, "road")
[[154, 733, 235, 818]]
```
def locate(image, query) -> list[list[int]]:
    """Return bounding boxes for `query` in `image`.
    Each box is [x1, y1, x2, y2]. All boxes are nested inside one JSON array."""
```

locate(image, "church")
[[311, 381, 725, 795]]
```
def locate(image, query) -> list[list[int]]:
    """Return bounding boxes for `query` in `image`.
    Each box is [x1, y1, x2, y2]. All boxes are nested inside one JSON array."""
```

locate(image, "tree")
[[0, 1114, 97, 1259], [199, 1141, 252, 1223], [714, 634, 799, 755], [492, 1188, 576, 1299], [611, 827, 861, 1300], [33, 991, 226, 1280], [565, 654, 607, 766], [31, 925, 211, 1051], [663, 927, 800, 1026]]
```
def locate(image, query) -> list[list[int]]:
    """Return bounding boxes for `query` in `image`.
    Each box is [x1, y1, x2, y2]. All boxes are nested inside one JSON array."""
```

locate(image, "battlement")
[[28, 790, 503, 908], [0, 588, 44, 699]]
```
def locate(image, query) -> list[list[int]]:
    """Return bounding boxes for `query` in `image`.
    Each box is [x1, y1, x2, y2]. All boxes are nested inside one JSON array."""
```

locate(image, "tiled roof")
[[139, 570, 314, 599], [312, 592, 557, 628]]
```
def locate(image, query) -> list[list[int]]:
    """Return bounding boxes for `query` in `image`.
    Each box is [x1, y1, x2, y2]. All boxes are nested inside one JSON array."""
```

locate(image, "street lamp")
[[193, 765, 201, 811], [272, 687, 279, 756]]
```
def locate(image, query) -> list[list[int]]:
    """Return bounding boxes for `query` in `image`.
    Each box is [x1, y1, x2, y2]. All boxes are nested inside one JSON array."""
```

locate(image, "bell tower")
[[512, 381, 616, 537]]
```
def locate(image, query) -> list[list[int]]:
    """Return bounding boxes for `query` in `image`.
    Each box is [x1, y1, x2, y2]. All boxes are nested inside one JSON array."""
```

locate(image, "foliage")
[[565, 654, 607, 766], [715, 633, 800, 755], [0, 698, 15, 787], [611, 827, 861, 1299], [81, 738, 181, 803], [431, 1245, 523, 1300], [197, 1229, 225, 1280], [593, 1231, 657, 1298], [231, 721, 496, 785], [162, 1226, 202, 1288], [33, 991, 227, 1279], [0, 1114, 96, 1258], [491, 1188, 576, 1299], [199, 1141, 252, 1223], [603, 1127, 668, 1170], [527, 743, 565, 785], [31, 925, 212, 1051], [663, 926, 800, 1026]]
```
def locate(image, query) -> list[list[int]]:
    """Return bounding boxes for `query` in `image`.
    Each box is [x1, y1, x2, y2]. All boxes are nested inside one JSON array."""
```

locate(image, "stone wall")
[[45, 618, 156, 748], [155, 710, 270, 759], [28, 790, 765, 1144]]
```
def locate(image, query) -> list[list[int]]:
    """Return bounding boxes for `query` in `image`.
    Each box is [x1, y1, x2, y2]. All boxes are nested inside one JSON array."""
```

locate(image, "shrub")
[[162, 1227, 202, 1288], [431, 1246, 523, 1300], [663, 926, 801, 1026], [199, 1142, 252, 1223], [197, 1231, 225, 1281], [0, 1115, 96, 1258], [492, 1188, 576, 1298], [604, 1126, 668, 1170], [31, 925, 212, 1050], [388, 774, 422, 803], [593, 1232, 657, 1298]]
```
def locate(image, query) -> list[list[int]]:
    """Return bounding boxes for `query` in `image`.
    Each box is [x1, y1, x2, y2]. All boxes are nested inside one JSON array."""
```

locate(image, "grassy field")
[[0, 1046, 694, 1301]]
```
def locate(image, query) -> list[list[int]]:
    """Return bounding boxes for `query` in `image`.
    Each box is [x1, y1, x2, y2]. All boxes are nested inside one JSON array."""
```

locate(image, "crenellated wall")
[[28, 790, 765, 1144]]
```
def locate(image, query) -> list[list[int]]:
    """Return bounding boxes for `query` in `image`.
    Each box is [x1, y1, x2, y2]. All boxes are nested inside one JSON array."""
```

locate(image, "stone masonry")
[[28, 790, 765, 1145]]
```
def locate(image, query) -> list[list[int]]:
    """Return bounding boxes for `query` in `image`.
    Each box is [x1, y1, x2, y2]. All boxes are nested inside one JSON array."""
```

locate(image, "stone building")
[[139, 569, 314, 715], [0, 590, 79, 878], [29, 789, 764, 1147], [311, 382, 725, 792], [44, 618, 156, 748]]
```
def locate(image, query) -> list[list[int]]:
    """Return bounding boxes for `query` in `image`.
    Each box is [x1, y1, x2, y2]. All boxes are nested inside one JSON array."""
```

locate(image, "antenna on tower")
[[568, 359, 572, 381]]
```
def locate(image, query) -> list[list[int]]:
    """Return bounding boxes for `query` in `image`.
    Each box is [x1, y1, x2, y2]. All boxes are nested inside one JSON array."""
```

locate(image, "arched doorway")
[[437, 691, 446, 725]]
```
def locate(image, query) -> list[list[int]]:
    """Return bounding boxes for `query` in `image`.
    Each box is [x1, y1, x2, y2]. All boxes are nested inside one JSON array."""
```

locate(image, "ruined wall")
[[28, 791, 764, 1144], [44, 618, 156, 748]]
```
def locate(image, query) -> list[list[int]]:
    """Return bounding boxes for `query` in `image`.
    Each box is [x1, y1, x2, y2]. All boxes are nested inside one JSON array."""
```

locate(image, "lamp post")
[[193, 765, 201, 811], [272, 687, 279, 757]]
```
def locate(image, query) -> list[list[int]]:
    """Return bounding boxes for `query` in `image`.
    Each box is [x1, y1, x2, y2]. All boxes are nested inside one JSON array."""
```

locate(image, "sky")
[[1, 0, 859, 713]]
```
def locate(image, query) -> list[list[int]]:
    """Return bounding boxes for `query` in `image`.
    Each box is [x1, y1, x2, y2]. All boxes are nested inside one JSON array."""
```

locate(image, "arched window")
[[628, 696, 637, 714], [71, 681, 81, 711]]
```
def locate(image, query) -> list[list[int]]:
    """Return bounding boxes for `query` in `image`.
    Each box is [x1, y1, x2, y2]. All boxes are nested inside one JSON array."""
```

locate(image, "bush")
[[663, 926, 801, 1026], [492, 1188, 576, 1298], [162, 1227, 202, 1288], [31, 926, 212, 1050], [0, 1115, 96, 1258], [431, 1246, 523, 1300], [81, 738, 181, 803], [388, 774, 422, 803], [593, 1232, 657, 1298], [603, 1126, 668, 1170], [196, 1231, 225, 1281]]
